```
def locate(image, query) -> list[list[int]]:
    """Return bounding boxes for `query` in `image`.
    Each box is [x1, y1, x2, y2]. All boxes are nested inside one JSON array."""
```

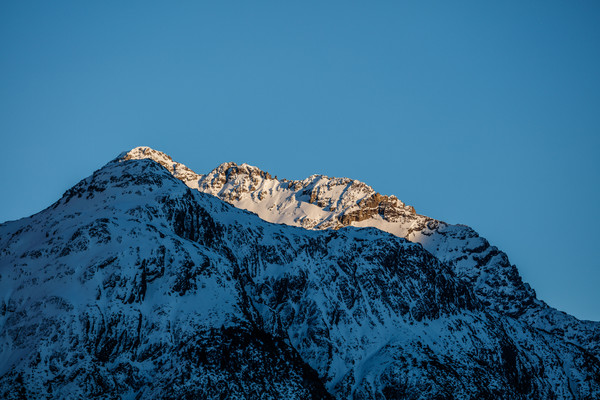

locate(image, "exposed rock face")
[[338, 192, 411, 225], [1, 148, 599, 399]]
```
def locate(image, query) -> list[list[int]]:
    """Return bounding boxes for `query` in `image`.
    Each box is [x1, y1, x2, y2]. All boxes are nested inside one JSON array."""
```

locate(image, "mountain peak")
[[120, 146, 202, 188], [120, 146, 176, 171]]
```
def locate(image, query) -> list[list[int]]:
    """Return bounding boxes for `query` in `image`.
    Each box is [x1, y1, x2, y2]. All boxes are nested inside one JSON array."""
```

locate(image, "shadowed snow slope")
[[0, 148, 598, 399]]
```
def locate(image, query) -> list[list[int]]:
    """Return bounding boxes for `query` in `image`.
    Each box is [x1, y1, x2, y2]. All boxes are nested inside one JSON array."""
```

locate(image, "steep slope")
[[124, 147, 600, 358], [1, 151, 599, 399]]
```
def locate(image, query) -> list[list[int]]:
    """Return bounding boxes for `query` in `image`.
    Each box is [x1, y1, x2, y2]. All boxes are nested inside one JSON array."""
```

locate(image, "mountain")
[[0, 147, 598, 399]]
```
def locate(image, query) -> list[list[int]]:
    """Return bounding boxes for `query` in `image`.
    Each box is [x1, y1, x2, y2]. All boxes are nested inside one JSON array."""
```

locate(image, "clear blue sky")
[[1, 1, 599, 321]]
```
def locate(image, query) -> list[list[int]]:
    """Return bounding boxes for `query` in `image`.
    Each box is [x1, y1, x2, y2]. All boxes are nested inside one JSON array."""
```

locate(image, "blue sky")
[[1, 1, 599, 321]]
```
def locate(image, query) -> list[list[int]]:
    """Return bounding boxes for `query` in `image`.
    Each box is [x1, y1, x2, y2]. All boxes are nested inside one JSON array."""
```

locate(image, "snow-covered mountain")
[[1, 147, 598, 399]]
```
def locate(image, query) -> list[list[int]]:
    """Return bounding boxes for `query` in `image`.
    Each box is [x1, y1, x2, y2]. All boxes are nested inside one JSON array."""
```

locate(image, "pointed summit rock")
[[120, 146, 202, 188]]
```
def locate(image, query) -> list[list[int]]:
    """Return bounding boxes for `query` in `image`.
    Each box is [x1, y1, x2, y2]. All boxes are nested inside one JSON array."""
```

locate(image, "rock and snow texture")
[[0, 146, 598, 399]]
